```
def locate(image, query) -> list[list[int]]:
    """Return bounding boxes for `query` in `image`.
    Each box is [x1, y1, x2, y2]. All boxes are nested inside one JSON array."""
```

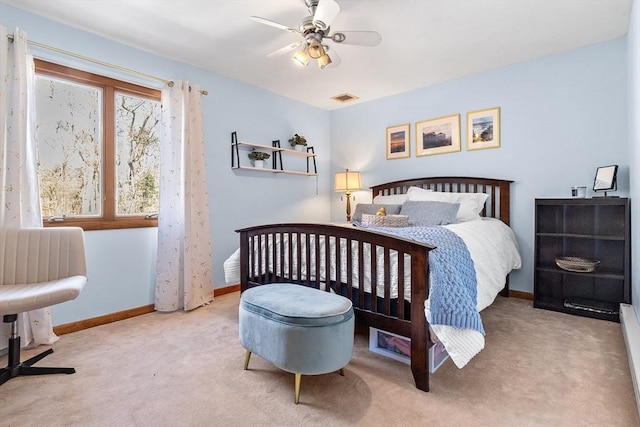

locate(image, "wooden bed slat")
[[383, 247, 391, 316], [358, 240, 365, 312]]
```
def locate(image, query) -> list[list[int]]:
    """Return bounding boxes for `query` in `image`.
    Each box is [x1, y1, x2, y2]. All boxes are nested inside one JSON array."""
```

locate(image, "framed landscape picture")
[[467, 107, 500, 151], [415, 114, 461, 157], [386, 123, 410, 159]]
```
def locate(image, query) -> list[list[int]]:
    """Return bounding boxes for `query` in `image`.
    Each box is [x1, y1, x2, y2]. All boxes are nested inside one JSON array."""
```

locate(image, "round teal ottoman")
[[239, 283, 354, 404]]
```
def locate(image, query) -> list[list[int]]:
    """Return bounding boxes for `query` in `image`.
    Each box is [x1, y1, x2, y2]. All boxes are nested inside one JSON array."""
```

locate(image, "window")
[[34, 59, 161, 230]]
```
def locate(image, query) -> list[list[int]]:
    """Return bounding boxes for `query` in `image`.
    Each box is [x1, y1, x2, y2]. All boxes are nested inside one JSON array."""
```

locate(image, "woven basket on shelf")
[[555, 256, 600, 273]]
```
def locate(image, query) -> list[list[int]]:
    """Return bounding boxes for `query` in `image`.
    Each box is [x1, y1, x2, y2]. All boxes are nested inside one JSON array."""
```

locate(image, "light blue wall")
[[330, 38, 629, 294], [1, 4, 632, 324], [628, 0, 639, 322], [1, 5, 332, 325]]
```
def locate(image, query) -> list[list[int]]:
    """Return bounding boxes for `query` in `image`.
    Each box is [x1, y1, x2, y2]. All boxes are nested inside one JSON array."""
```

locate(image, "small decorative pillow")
[[399, 200, 460, 226], [361, 213, 409, 228], [352, 203, 402, 222]]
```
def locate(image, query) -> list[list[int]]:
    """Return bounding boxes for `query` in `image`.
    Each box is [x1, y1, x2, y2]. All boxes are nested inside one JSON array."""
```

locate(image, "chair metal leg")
[[0, 369, 10, 385], [1, 315, 76, 386], [22, 348, 54, 367], [243, 350, 251, 370], [19, 364, 75, 376], [294, 373, 301, 404]]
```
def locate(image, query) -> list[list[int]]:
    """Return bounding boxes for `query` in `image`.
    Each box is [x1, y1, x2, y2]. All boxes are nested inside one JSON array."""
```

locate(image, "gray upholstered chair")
[[0, 227, 87, 386]]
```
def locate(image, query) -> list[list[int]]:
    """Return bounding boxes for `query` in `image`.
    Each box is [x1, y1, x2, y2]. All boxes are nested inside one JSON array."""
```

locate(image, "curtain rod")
[[7, 34, 208, 96]]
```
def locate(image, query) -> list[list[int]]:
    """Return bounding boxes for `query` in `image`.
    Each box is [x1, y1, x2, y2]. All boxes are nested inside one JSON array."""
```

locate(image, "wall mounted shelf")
[[231, 132, 317, 176]]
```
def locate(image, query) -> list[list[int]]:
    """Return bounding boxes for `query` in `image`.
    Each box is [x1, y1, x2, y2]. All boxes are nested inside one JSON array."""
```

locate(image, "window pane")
[[115, 93, 161, 216], [35, 76, 102, 218]]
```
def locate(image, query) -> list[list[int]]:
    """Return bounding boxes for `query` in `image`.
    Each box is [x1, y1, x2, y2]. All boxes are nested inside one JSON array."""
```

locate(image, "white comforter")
[[429, 218, 521, 367], [223, 218, 521, 368]]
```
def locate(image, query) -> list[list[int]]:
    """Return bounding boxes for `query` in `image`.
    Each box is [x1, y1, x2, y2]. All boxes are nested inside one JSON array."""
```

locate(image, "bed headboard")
[[371, 176, 513, 226]]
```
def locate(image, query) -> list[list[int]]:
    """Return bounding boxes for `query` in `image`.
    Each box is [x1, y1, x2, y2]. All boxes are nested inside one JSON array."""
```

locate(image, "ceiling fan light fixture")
[[292, 48, 309, 66], [307, 39, 325, 59], [318, 53, 332, 69], [252, 0, 381, 70]]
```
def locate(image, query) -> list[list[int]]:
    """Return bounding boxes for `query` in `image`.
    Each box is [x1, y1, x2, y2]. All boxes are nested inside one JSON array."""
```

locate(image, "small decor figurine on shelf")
[[248, 150, 270, 168], [288, 134, 307, 151]]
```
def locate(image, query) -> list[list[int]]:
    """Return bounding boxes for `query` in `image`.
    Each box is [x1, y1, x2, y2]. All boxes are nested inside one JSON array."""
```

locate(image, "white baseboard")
[[620, 304, 640, 417]]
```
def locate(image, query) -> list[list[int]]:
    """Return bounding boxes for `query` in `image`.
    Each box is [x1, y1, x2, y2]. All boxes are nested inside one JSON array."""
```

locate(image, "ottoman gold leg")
[[294, 373, 301, 404], [244, 350, 251, 370]]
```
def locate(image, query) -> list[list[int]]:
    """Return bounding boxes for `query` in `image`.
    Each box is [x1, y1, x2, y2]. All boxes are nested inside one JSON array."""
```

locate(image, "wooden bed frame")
[[237, 176, 512, 392]]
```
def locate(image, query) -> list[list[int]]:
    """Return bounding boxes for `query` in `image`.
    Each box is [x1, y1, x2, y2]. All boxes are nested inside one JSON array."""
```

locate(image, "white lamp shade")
[[292, 49, 309, 66], [334, 170, 361, 192], [317, 53, 332, 69], [307, 39, 325, 59]]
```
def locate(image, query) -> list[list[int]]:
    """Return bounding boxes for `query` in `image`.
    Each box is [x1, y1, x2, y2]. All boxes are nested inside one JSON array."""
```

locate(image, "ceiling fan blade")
[[250, 16, 300, 34], [267, 41, 304, 58], [330, 31, 382, 47], [313, 0, 340, 31]]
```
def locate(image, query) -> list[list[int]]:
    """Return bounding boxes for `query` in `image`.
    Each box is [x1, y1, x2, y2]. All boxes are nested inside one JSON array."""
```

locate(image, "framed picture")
[[386, 123, 410, 159], [467, 107, 500, 151], [415, 114, 461, 156]]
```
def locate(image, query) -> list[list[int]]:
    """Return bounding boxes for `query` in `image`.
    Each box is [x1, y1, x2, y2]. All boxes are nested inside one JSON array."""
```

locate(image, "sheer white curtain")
[[155, 81, 213, 311], [0, 26, 58, 348]]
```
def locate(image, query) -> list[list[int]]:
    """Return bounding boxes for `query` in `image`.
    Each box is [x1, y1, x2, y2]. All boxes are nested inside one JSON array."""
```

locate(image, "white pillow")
[[372, 193, 409, 204], [406, 186, 488, 222]]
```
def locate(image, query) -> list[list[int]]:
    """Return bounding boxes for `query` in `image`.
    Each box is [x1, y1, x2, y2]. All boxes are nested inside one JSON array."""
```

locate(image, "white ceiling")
[[1, 0, 632, 110]]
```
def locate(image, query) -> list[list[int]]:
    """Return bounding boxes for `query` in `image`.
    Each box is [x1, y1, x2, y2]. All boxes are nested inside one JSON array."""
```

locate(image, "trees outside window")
[[35, 60, 161, 230]]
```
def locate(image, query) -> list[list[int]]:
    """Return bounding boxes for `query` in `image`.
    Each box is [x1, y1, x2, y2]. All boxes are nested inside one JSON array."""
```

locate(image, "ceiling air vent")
[[331, 93, 359, 103]]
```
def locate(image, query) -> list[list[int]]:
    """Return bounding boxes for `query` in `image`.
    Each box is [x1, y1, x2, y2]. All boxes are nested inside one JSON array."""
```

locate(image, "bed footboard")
[[237, 223, 435, 392]]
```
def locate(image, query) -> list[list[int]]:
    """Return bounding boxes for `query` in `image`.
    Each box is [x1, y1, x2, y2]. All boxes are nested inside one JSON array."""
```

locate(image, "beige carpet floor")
[[1, 293, 638, 427]]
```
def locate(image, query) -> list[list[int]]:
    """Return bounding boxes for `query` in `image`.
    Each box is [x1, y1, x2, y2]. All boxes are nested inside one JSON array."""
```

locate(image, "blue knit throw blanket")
[[361, 225, 484, 335]]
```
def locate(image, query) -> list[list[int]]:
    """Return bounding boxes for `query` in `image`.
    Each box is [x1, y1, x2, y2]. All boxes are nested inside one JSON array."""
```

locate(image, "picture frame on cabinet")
[[415, 114, 461, 156], [593, 164, 618, 193], [386, 123, 411, 159], [466, 107, 500, 151]]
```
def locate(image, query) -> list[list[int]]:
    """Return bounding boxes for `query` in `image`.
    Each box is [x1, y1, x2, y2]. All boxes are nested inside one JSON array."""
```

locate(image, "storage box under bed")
[[369, 328, 450, 373]]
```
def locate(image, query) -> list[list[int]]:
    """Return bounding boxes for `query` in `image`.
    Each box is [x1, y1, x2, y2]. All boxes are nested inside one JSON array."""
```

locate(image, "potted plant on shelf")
[[288, 134, 307, 152], [248, 150, 270, 168]]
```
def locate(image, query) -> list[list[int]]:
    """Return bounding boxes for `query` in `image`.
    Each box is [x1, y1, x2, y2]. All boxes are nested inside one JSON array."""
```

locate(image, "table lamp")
[[334, 169, 362, 222]]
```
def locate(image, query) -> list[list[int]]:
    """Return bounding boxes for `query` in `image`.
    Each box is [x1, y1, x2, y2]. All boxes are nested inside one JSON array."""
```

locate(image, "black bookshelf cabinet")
[[534, 198, 631, 322]]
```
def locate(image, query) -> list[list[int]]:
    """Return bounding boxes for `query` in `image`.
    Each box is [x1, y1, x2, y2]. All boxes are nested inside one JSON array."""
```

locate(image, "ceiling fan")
[[251, 0, 382, 69]]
